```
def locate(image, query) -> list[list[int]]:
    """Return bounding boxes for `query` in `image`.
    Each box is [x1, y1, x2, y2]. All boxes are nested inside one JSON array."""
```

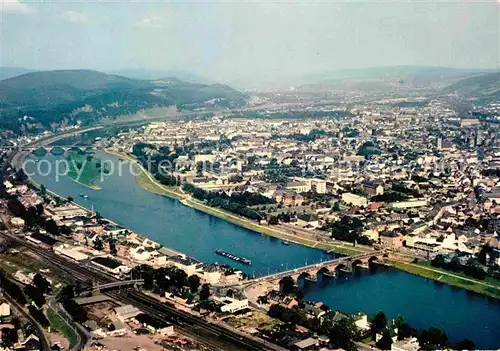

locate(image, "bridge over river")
[[217, 250, 389, 288], [21, 145, 97, 155]]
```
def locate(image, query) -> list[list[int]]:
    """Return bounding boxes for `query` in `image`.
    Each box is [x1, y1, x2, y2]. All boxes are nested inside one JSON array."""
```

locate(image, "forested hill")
[[443, 72, 499, 102], [0, 69, 246, 133]]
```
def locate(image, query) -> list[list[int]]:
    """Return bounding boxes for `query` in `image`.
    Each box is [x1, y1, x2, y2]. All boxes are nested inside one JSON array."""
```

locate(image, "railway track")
[[0, 231, 278, 351]]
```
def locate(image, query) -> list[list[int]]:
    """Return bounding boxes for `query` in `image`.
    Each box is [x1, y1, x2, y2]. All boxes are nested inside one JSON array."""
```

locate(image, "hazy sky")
[[1, 0, 499, 85]]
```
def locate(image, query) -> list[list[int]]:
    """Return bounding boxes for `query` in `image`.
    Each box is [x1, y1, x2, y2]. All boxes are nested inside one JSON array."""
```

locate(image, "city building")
[[342, 193, 368, 207]]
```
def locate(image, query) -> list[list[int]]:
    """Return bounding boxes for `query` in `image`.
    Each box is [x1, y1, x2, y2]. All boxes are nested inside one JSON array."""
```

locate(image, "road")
[[2, 280, 51, 351]]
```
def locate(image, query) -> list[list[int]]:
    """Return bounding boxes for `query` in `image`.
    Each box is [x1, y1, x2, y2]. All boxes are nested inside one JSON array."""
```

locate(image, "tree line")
[[182, 184, 273, 221]]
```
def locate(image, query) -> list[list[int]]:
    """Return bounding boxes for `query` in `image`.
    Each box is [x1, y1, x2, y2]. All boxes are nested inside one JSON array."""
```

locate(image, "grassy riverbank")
[[66, 152, 105, 190], [389, 260, 500, 299], [135, 171, 184, 200], [184, 198, 369, 256], [103, 149, 184, 200], [103, 149, 368, 256]]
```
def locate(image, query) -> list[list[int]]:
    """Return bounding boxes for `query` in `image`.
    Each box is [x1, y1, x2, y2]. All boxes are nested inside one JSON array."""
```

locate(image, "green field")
[[46, 307, 79, 349], [66, 152, 107, 189], [135, 170, 184, 200]]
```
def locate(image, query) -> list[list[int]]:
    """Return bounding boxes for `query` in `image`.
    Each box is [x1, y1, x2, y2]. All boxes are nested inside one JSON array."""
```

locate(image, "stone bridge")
[[219, 251, 389, 289], [21, 145, 96, 156]]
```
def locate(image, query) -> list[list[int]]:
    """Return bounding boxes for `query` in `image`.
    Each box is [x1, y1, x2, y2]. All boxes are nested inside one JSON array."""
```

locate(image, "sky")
[[1, 0, 499, 86]]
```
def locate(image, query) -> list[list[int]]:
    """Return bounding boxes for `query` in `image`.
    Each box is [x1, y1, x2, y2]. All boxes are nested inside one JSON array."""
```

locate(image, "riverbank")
[[104, 149, 184, 200], [104, 149, 369, 256], [25, 149, 500, 299], [388, 260, 500, 299], [185, 197, 368, 256]]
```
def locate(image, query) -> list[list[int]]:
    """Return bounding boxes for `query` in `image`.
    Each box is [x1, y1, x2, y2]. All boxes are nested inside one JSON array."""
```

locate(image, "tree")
[[257, 296, 269, 305], [162, 268, 187, 289], [431, 254, 445, 267], [446, 256, 461, 271], [200, 283, 211, 300], [24, 284, 46, 307], [93, 237, 104, 251], [328, 317, 358, 351], [28, 306, 49, 327], [44, 219, 60, 236], [130, 265, 155, 290], [58, 285, 75, 302], [295, 289, 304, 300], [109, 240, 117, 256], [478, 245, 494, 266], [376, 331, 393, 350], [279, 276, 295, 295], [371, 311, 388, 335], [188, 275, 201, 293], [268, 216, 279, 225], [1, 327, 18, 347], [418, 327, 448, 350], [394, 315, 416, 340], [7, 198, 26, 218], [33, 273, 51, 294], [464, 261, 486, 280], [0, 272, 27, 305], [456, 339, 475, 350]]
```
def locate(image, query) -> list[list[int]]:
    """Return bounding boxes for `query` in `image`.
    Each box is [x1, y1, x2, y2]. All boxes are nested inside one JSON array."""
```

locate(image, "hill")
[[109, 69, 210, 84], [0, 67, 35, 81], [252, 66, 492, 92], [0, 70, 246, 133], [443, 72, 499, 96], [305, 66, 473, 82]]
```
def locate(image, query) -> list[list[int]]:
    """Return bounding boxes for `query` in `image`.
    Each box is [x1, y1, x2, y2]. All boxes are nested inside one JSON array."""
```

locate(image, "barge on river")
[[215, 249, 252, 265]]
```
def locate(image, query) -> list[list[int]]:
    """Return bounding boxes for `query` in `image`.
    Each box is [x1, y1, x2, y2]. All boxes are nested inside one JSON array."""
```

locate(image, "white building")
[[342, 192, 368, 206], [168, 256, 199, 276], [286, 181, 310, 193], [10, 217, 25, 227], [389, 199, 428, 209], [45, 204, 88, 220], [311, 179, 327, 194], [214, 296, 249, 314], [114, 305, 142, 322], [0, 302, 11, 318], [53, 244, 89, 261], [353, 313, 370, 331], [91, 257, 130, 275], [391, 337, 420, 351], [203, 270, 222, 285], [194, 154, 216, 163]]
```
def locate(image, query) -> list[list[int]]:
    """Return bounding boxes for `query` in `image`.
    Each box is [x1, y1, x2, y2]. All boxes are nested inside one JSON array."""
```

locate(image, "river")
[[25, 152, 500, 348], [25, 153, 333, 277], [304, 266, 500, 349]]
